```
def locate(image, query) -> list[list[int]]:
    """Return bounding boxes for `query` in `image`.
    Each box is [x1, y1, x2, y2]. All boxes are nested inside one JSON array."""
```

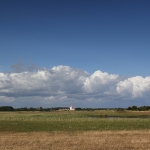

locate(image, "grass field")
[[0, 110, 150, 149]]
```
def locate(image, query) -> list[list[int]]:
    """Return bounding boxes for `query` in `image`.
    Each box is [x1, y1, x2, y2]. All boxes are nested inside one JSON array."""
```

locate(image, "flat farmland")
[[0, 110, 150, 149]]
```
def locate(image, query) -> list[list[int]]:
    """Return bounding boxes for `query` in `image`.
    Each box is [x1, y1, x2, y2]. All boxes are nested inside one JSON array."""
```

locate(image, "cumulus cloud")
[[116, 76, 150, 98], [0, 65, 150, 106], [83, 70, 119, 93]]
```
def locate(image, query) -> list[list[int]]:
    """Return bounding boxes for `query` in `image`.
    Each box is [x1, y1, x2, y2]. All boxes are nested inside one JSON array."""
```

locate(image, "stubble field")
[[0, 110, 150, 149]]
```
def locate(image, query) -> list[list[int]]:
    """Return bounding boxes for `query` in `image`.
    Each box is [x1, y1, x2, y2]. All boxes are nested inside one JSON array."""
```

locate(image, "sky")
[[0, 0, 150, 108]]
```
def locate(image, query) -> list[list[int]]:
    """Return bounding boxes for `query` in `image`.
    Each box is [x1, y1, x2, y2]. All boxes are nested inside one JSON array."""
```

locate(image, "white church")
[[69, 105, 75, 110]]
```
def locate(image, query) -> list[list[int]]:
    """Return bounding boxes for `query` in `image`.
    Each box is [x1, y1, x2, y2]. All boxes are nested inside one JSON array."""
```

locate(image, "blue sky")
[[0, 0, 150, 108]]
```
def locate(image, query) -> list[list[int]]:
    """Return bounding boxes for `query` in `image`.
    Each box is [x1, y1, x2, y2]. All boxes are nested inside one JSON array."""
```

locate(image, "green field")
[[0, 110, 150, 132]]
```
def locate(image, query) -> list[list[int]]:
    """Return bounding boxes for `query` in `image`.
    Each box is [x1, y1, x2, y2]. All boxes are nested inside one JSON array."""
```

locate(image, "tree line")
[[0, 106, 69, 111], [127, 106, 150, 111], [0, 106, 150, 111]]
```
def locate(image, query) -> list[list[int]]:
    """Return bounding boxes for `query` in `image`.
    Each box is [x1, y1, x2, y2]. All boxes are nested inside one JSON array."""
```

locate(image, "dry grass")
[[0, 131, 150, 150]]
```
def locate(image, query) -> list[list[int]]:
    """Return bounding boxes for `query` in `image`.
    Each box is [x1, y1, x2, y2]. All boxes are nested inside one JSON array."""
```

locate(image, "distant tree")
[[131, 106, 137, 111], [127, 107, 132, 110], [29, 107, 34, 111], [75, 107, 82, 111], [138, 106, 147, 111], [0, 106, 14, 111]]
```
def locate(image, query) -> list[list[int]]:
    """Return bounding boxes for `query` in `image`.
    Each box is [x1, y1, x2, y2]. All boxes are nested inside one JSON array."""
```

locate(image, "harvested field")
[[0, 131, 150, 150]]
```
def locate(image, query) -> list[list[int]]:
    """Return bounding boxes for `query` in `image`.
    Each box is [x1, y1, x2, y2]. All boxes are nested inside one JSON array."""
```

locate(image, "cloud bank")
[[0, 65, 150, 107]]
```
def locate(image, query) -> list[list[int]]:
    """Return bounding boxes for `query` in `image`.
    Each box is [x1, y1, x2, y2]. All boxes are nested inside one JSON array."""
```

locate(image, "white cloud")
[[0, 65, 150, 107], [83, 70, 119, 93], [116, 76, 150, 98]]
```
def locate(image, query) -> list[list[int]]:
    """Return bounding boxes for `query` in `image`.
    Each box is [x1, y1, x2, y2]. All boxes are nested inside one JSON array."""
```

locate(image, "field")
[[0, 110, 150, 149]]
